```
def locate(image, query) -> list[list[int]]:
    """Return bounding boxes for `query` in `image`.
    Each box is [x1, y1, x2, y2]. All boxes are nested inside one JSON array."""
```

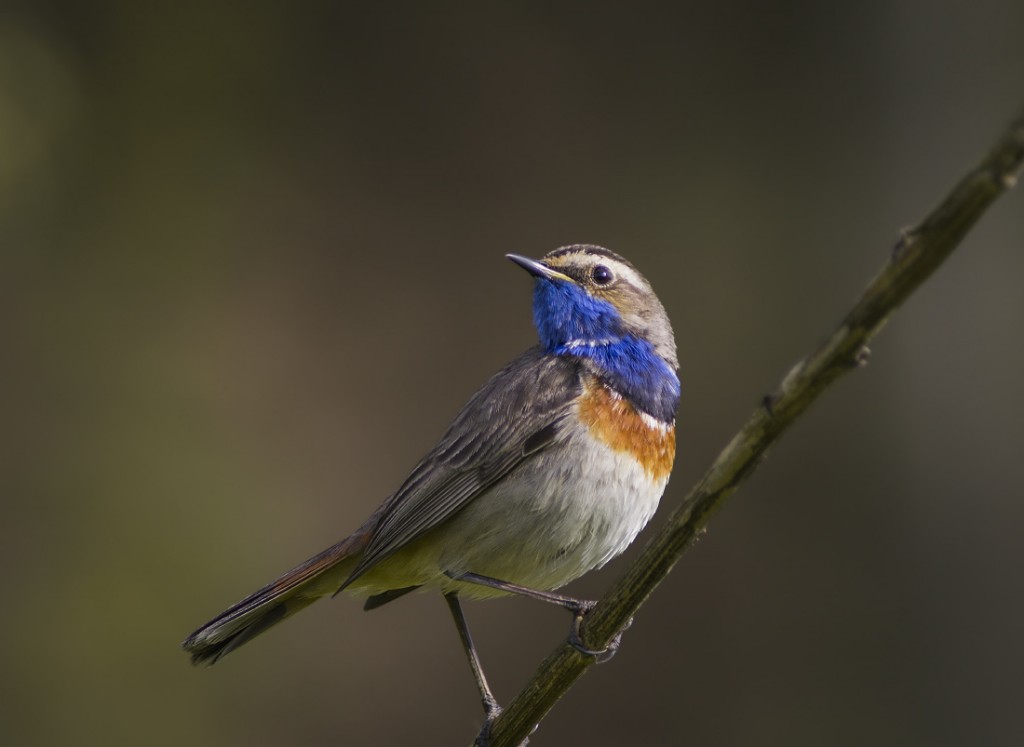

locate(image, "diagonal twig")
[[483, 108, 1024, 747]]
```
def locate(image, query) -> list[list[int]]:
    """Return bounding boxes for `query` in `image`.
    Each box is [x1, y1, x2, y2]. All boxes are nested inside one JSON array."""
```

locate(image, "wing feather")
[[341, 348, 580, 586]]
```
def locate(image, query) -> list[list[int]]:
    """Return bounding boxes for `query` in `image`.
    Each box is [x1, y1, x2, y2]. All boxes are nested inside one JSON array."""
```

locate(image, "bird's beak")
[[506, 254, 573, 282]]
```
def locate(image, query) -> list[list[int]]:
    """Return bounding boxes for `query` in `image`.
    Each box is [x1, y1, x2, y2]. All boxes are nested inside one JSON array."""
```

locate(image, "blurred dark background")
[[2, 2, 1022, 745]]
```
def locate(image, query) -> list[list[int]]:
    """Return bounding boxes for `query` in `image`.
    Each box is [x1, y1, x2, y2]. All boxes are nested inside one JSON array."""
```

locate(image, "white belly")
[[433, 432, 668, 595], [345, 409, 672, 600]]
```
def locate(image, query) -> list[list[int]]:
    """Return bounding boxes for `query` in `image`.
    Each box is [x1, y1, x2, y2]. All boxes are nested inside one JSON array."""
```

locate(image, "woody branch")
[[482, 107, 1024, 747]]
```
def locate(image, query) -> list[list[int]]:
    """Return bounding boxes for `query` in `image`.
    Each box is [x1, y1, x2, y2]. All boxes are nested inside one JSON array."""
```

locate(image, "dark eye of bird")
[[591, 264, 613, 285]]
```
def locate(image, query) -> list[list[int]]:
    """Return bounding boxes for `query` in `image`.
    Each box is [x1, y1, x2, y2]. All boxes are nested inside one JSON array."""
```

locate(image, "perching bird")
[[183, 244, 679, 741]]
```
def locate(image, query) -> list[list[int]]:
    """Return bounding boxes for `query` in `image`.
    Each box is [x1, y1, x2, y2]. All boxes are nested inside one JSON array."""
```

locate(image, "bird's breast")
[[577, 377, 676, 482]]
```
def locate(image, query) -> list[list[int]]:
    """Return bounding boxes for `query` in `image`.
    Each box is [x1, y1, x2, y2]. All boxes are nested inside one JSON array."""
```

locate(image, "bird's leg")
[[444, 593, 507, 746], [446, 571, 622, 661]]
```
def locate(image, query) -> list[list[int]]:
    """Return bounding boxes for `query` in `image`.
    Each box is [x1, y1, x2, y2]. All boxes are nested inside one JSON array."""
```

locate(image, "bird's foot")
[[474, 704, 501, 747], [567, 609, 632, 663]]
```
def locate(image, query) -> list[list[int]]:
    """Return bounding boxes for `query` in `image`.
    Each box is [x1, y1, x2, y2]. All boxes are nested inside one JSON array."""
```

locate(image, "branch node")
[[892, 226, 918, 261]]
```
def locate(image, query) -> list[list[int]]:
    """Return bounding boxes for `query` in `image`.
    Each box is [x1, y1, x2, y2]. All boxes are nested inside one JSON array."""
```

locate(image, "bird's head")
[[508, 245, 677, 371]]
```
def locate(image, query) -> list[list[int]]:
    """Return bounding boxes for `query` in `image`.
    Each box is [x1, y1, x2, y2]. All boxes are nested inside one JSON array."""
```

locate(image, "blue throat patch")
[[533, 279, 680, 423]]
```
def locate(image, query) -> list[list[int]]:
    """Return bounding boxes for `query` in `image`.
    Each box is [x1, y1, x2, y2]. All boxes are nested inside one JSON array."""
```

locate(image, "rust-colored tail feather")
[[182, 532, 365, 665]]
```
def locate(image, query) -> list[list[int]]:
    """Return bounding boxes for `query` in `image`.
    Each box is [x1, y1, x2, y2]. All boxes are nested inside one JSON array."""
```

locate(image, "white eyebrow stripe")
[[611, 263, 645, 289]]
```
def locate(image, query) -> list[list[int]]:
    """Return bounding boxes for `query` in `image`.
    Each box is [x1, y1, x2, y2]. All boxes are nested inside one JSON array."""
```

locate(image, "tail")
[[182, 532, 366, 666]]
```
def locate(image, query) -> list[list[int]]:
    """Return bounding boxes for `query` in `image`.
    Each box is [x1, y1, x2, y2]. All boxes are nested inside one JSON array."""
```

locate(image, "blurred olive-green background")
[[3, 2, 1023, 746]]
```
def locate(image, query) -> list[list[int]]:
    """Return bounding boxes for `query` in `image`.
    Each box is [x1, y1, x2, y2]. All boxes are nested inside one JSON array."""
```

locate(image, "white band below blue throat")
[[561, 337, 616, 350]]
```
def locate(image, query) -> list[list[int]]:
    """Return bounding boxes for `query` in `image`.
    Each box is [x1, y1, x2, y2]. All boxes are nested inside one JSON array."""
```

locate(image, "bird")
[[182, 244, 679, 742]]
